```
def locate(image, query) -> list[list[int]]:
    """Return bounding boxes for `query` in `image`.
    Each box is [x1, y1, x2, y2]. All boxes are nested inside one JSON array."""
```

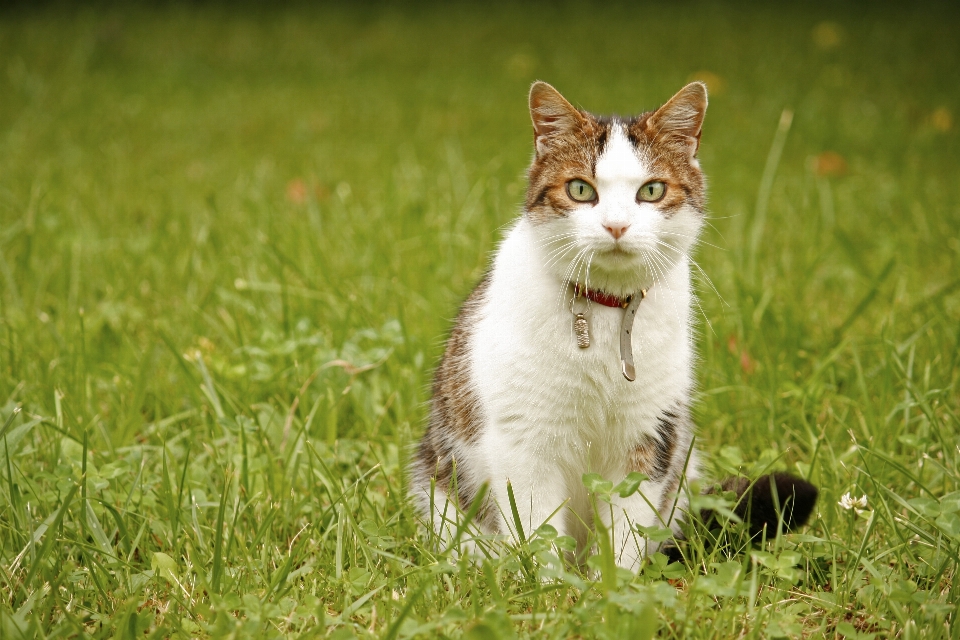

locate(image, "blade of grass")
[[505, 480, 526, 545], [211, 468, 230, 594], [748, 109, 793, 281], [23, 482, 79, 590]]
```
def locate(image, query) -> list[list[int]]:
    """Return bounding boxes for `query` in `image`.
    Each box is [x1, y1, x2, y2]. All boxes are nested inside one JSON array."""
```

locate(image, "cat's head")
[[526, 82, 707, 298]]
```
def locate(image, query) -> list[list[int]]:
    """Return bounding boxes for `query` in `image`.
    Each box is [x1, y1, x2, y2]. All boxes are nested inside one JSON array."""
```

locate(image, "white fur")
[[431, 126, 703, 569]]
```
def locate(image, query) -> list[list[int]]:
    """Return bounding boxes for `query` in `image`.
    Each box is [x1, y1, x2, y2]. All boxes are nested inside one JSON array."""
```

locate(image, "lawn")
[[1, 2, 958, 638]]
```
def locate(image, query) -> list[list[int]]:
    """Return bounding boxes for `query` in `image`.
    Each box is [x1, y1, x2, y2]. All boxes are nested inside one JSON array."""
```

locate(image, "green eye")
[[637, 181, 666, 202], [567, 179, 597, 203]]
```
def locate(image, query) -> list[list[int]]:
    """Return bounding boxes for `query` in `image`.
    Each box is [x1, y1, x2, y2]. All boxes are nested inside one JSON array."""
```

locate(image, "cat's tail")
[[710, 472, 819, 536], [663, 472, 818, 564]]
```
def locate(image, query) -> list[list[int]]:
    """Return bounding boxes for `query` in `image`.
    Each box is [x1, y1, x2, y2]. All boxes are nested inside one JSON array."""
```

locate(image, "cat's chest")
[[470, 276, 690, 435]]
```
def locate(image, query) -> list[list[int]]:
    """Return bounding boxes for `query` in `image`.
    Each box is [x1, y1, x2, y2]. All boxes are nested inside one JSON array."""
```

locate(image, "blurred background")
[[2, 2, 960, 636]]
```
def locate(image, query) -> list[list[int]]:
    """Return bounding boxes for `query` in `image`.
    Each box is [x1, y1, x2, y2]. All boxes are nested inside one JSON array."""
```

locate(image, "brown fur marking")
[[658, 426, 695, 517], [428, 274, 490, 443], [658, 471, 683, 518], [627, 437, 657, 479], [413, 274, 497, 530], [653, 409, 679, 479], [627, 407, 682, 483]]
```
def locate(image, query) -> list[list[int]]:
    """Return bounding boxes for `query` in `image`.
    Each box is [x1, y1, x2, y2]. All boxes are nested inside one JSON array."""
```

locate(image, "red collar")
[[573, 283, 635, 309]]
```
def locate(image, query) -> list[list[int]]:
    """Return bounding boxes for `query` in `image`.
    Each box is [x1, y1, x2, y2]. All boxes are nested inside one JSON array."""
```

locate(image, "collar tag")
[[619, 289, 647, 381]]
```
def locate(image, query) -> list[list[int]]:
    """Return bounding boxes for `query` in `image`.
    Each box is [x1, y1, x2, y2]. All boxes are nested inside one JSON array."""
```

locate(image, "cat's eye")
[[637, 181, 666, 202], [567, 179, 597, 203]]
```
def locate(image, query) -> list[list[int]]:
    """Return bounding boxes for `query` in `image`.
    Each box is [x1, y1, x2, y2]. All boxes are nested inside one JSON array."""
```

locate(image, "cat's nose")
[[604, 223, 630, 240]]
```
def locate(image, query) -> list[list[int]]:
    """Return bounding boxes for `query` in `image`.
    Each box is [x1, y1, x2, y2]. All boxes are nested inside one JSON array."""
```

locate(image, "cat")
[[410, 81, 817, 569]]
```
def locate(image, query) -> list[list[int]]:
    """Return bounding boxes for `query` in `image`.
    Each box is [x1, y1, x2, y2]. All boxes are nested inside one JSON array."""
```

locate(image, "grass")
[[1, 1, 959, 638]]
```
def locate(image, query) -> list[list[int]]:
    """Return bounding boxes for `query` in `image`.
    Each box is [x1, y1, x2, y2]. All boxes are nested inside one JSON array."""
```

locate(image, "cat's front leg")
[[483, 434, 571, 543], [599, 457, 699, 570], [598, 487, 670, 571]]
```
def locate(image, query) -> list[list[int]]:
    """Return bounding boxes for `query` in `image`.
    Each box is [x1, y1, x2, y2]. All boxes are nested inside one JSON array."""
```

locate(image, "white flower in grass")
[[838, 492, 868, 511]]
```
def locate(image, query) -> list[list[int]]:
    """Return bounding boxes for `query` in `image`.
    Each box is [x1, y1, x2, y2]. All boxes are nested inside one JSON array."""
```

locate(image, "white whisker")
[[556, 247, 589, 310]]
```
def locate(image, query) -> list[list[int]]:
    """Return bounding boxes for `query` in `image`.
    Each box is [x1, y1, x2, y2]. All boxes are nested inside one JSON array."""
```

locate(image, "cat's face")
[[525, 82, 707, 298]]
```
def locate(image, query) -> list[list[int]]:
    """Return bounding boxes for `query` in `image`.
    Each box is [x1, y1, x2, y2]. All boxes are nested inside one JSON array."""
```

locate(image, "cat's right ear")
[[529, 82, 585, 157]]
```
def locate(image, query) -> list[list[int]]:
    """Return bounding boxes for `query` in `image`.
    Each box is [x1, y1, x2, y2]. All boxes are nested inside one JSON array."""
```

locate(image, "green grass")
[[1, 2, 959, 638]]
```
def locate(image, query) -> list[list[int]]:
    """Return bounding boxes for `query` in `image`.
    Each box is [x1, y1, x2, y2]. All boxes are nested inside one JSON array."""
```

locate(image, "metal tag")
[[619, 289, 647, 381], [573, 313, 590, 349]]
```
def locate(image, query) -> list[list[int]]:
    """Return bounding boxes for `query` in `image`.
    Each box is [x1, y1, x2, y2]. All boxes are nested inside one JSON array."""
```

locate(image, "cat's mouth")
[[602, 244, 636, 257], [588, 243, 649, 274]]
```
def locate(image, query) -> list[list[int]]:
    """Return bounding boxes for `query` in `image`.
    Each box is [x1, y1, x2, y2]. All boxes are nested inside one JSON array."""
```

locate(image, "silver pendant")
[[573, 313, 590, 348], [619, 289, 647, 381]]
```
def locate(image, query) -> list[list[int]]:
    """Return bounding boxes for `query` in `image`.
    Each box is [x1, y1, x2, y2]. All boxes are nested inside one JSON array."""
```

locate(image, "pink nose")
[[604, 223, 630, 240]]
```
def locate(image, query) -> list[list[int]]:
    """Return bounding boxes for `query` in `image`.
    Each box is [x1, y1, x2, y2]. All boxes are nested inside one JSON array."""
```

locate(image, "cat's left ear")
[[645, 82, 708, 157]]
